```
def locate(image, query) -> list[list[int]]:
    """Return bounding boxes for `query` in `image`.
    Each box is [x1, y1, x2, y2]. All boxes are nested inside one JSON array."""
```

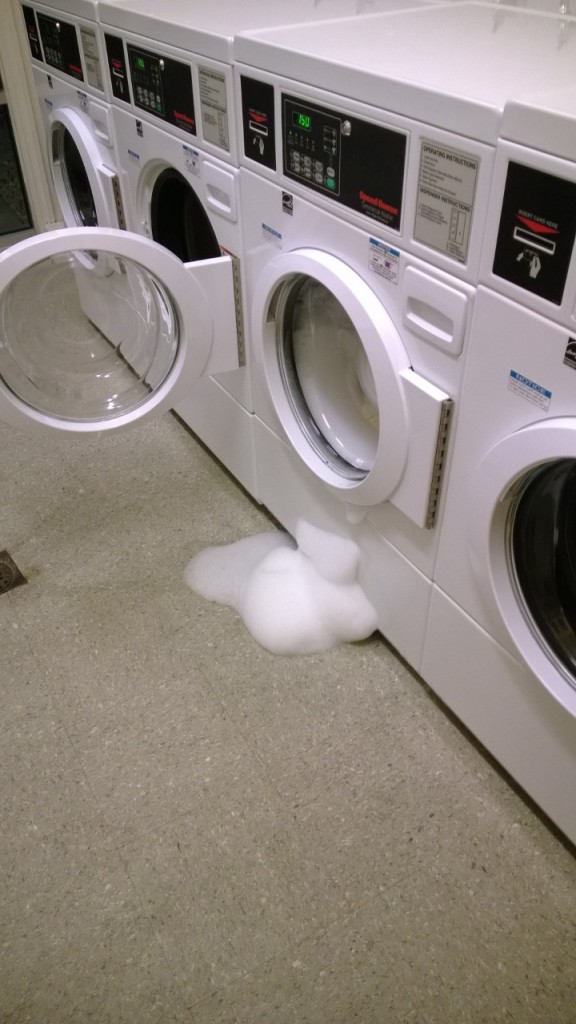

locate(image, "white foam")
[[184, 520, 378, 656]]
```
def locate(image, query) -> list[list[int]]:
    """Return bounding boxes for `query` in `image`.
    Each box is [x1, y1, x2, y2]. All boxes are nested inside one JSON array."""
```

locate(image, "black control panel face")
[[126, 44, 196, 135], [282, 94, 406, 230], [241, 76, 276, 171], [22, 5, 42, 61], [493, 161, 576, 305], [105, 33, 131, 104], [36, 12, 83, 80]]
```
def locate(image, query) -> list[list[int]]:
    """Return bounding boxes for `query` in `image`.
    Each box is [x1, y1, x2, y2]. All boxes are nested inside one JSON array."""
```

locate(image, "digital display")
[[136, 56, 145, 70], [292, 110, 311, 131]]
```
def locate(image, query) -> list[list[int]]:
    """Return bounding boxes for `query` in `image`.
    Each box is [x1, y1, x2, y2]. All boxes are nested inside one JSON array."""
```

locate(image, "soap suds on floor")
[[184, 520, 378, 656]]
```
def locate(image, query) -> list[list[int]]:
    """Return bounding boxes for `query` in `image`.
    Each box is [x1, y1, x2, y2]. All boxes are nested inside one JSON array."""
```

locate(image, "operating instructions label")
[[198, 67, 229, 152], [414, 140, 478, 263], [80, 26, 103, 92]]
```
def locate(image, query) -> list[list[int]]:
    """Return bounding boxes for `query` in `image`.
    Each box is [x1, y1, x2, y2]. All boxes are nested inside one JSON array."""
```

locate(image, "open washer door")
[[0, 226, 238, 437], [49, 105, 124, 230]]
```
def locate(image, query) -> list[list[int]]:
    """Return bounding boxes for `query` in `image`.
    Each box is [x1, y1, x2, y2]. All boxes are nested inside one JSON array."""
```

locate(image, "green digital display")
[[292, 110, 311, 132], [136, 56, 145, 70]]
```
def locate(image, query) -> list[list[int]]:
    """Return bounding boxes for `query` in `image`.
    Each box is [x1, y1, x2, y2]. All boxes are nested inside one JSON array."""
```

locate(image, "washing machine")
[[420, 79, 576, 845], [94, 0, 438, 495], [20, 0, 127, 232], [233, 2, 576, 669]]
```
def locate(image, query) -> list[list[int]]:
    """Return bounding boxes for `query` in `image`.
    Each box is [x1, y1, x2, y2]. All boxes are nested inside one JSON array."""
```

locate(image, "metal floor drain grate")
[[0, 551, 27, 595]]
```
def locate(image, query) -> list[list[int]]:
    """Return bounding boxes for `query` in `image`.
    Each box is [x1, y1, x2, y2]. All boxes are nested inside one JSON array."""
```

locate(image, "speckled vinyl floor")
[[1, 413, 575, 1024]]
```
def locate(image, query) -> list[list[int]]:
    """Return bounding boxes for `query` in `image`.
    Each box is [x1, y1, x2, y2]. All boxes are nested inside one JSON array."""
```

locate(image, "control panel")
[[282, 94, 406, 231], [126, 44, 196, 135], [105, 33, 131, 104], [36, 11, 83, 80], [22, 5, 42, 61], [240, 76, 276, 171], [493, 162, 576, 305], [284, 96, 342, 195]]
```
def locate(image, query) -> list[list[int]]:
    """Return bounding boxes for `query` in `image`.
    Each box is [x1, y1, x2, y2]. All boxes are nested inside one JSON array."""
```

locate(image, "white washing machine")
[[94, 0, 438, 495], [20, 0, 127, 232], [421, 81, 576, 845], [234, 2, 576, 670], [110, 104, 255, 490]]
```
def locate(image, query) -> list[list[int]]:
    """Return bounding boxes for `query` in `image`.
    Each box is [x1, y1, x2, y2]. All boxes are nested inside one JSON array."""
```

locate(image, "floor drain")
[[0, 551, 27, 595]]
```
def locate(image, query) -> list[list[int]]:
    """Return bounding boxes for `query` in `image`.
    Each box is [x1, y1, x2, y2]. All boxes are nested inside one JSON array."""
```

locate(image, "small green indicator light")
[[292, 110, 311, 131], [326, 178, 336, 190]]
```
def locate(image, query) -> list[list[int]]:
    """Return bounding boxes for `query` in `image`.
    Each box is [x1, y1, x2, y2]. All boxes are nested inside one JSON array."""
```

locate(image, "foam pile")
[[184, 520, 378, 655]]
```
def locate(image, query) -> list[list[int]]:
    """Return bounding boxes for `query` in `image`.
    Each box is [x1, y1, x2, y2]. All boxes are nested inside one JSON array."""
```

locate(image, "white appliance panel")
[[21, 0, 110, 99], [423, 82, 576, 842]]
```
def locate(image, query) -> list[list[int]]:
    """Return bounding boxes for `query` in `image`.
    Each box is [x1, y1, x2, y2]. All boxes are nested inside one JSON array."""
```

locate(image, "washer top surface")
[[503, 84, 576, 160], [98, 0, 437, 62], [29, 0, 99, 17], [235, 2, 576, 142]]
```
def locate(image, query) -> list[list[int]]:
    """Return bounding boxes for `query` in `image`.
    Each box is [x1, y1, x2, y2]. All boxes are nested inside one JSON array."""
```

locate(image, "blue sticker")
[[508, 370, 552, 410]]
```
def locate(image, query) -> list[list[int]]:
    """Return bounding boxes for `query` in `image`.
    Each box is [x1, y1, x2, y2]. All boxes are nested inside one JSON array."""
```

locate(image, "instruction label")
[[415, 141, 478, 263], [369, 238, 399, 283], [508, 370, 551, 411], [198, 67, 229, 152], [80, 26, 103, 92]]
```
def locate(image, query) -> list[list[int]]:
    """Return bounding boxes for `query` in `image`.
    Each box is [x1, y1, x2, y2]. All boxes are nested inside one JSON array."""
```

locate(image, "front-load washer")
[[421, 82, 576, 846], [234, 2, 576, 670], [111, 104, 255, 492], [20, 0, 127, 232], [96, 0, 435, 496]]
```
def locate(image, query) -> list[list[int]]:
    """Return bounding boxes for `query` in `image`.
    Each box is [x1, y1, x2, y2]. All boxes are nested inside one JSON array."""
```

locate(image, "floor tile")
[[65, 698, 258, 845], [119, 770, 347, 1005], [0, 835, 190, 1024], [190, 898, 422, 1024], [0, 705, 107, 846]]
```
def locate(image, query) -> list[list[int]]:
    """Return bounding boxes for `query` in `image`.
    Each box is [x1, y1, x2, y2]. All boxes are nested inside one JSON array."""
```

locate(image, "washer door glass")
[[275, 274, 379, 481], [151, 168, 221, 263], [0, 226, 232, 436], [511, 459, 576, 686], [1, 250, 176, 421], [55, 126, 98, 227]]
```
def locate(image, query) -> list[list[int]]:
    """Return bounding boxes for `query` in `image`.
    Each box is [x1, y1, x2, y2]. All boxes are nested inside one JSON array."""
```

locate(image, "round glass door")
[[53, 126, 98, 227], [0, 227, 215, 436], [469, 421, 576, 717], [274, 274, 379, 481], [151, 169, 221, 263], [255, 249, 411, 507], [510, 459, 576, 688], [49, 109, 118, 236]]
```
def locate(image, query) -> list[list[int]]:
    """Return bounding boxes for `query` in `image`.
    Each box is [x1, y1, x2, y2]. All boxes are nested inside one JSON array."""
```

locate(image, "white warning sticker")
[[369, 238, 400, 283], [183, 144, 200, 176], [508, 370, 552, 411], [414, 140, 479, 263]]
